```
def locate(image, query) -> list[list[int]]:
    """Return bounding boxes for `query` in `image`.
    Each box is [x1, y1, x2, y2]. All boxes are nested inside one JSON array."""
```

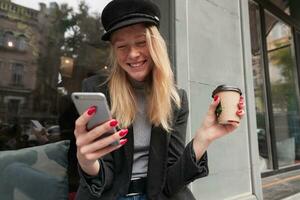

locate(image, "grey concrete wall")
[[175, 0, 263, 199]]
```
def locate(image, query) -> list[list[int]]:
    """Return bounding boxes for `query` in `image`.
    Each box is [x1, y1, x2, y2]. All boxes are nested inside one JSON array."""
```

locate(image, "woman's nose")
[[128, 46, 140, 58]]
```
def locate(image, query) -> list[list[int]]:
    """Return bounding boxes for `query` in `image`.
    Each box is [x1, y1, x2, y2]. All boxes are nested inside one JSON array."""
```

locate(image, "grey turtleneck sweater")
[[130, 79, 151, 179]]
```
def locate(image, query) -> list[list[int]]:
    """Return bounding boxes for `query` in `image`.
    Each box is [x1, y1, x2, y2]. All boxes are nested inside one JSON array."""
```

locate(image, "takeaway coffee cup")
[[212, 85, 242, 124]]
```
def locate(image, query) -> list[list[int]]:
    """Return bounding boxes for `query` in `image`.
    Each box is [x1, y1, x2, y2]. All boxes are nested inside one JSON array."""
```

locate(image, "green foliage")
[[35, 0, 110, 114], [269, 45, 298, 112]]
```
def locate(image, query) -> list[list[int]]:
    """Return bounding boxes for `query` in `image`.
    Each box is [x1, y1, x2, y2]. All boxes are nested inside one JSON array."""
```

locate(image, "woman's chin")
[[128, 72, 148, 82]]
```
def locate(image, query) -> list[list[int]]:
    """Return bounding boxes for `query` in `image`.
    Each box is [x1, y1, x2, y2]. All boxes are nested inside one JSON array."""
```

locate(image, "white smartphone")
[[71, 92, 116, 139]]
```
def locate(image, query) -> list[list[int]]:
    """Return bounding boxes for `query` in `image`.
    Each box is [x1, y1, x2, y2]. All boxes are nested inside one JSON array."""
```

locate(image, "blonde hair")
[[108, 25, 180, 132]]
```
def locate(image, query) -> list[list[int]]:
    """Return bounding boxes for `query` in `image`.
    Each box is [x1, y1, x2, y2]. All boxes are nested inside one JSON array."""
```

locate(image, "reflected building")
[[0, 0, 59, 126]]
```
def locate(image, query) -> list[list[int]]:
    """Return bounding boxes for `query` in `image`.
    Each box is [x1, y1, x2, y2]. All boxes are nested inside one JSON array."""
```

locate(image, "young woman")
[[74, 0, 245, 199]]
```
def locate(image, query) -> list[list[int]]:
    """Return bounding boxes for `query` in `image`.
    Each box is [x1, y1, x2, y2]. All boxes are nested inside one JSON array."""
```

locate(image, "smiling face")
[[111, 23, 153, 82]]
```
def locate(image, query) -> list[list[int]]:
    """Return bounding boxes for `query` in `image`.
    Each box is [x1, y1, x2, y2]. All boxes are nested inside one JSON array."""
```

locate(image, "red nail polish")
[[119, 129, 128, 137], [214, 95, 219, 102], [87, 106, 97, 115], [120, 138, 128, 145], [236, 110, 243, 115], [110, 120, 118, 127]]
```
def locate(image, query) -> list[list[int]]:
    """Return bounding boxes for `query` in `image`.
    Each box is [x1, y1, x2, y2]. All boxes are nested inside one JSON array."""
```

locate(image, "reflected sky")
[[11, 0, 112, 14]]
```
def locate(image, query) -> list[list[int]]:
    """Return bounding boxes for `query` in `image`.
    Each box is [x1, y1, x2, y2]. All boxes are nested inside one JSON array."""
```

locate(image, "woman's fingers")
[[82, 139, 128, 161], [238, 96, 245, 109], [76, 119, 118, 147], [76, 121, 128, 163], [236, 96, 245, 117], [74, 106, 97, 137], [200, 95, 220, 129], [207, 95, 220, 116], [226, 121, 240, 128], [236, 109, 245, 116], [79, 129, 128, 155], [73, 107, 129, 170]]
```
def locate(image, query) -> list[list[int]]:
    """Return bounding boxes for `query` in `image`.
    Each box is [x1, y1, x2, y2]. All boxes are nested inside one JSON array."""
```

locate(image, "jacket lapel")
[[146, 125, 170, 198]]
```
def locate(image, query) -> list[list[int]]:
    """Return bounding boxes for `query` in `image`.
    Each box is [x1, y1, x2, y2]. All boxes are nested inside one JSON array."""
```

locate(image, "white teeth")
[[130, 61, 144, 68]]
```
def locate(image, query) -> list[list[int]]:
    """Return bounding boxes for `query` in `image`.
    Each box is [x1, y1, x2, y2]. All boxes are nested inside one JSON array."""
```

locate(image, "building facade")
[[0, 0, 40, 125], [0, 0, 61, 130], [154, 0, 300, 199]]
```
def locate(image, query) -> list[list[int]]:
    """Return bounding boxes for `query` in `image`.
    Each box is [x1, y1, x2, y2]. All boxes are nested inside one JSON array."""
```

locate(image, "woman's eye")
[[117, 45, 126, 49], [136, 41, 146, 46]]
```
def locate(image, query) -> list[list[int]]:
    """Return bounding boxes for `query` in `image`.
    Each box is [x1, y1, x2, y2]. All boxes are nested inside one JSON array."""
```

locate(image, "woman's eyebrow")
[[113, 40, 125, 45], [136, 34, 146, 39], [112, 38, 125, 45]]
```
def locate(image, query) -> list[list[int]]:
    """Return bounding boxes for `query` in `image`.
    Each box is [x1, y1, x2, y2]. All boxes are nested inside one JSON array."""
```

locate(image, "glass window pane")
[[265, 11, 300, 168], [249, 0, 273, 172], [4, 31, 15, 48], [11, 63, 24, 85], [17, 35, 27, 51], [0, 0, 111, 197]]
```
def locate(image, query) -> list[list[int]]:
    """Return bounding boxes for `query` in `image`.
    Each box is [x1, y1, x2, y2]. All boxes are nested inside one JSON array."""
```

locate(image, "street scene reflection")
[[0, 0, 109, 150]]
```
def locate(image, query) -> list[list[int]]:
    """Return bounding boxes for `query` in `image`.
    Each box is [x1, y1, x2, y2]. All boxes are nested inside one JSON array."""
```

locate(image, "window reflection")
[[265, 11, 300, 167], [17, 35, 27, 51], [249, 1, 273, 172], [0, 0, 110, 196], [60, 56, 74, 78], [11, 63, 24, 86], [4, 32, 15, 48], [0, 0, 110, 149]]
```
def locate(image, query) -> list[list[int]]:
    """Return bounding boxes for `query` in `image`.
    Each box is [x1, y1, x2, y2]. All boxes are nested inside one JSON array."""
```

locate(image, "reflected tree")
[[33, 1, 109, 121], [62, 1, 109, 92], [269, 41, 300, 149], [269, 46, 294, 111]]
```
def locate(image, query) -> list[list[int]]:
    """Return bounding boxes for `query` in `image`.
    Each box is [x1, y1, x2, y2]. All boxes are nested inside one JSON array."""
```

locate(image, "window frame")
[[16, 35, 27, 51], [11, 63, 24, 86], [252, 0, 300, 176], [4, 31, 15, 48]]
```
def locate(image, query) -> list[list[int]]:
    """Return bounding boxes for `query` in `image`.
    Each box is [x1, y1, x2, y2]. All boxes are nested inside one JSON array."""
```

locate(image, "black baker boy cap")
[[101, 0, 161, 41]]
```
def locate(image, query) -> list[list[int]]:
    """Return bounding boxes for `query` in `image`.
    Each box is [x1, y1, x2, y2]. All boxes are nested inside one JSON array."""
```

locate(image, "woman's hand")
[[193, 96, 245, 160], [74, 106, 128, 176]]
